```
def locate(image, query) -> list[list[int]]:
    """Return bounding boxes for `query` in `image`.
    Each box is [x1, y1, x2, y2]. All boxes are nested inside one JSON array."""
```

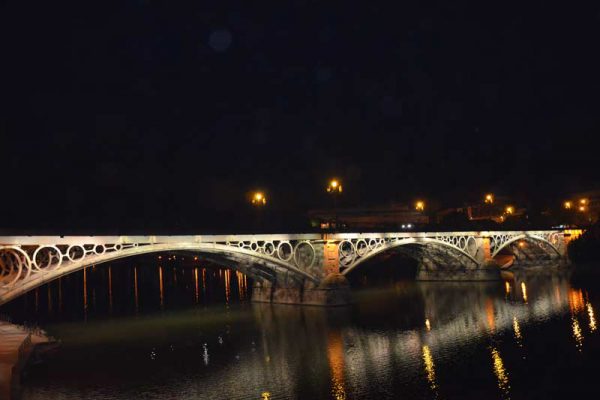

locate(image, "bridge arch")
[[341, 237, 481, 276], [490, 233, 562, 260], [0, 242, 318, 306]]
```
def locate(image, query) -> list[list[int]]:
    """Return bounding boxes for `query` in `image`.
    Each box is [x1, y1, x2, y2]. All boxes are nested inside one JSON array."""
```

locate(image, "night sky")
[[2, 1, 599, 232]]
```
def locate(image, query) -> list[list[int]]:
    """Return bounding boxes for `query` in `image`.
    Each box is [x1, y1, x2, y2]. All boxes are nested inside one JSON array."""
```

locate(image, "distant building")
[[308, 203, 428, 231], [436, 203, 526, 224]]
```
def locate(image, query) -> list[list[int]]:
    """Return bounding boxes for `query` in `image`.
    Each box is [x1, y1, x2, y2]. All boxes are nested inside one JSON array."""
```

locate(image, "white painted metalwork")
[[0, 231, 566, 305], [489, 231, 562, 258]]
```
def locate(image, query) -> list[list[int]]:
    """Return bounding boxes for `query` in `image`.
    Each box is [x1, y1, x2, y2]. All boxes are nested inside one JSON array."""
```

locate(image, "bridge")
[[0, 230, 568, 306]]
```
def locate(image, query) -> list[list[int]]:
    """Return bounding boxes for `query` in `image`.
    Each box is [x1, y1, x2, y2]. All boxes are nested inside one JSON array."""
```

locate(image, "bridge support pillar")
[[251, 277, 351, 306], [252, 241, 351, 306]]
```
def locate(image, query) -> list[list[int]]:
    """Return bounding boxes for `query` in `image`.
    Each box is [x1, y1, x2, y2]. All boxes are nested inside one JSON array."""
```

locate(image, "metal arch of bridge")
[[338, 235, 482, 276], [489, 231, 563, 258], [0, 230, 566, 305], [0, 235, 323, 306]]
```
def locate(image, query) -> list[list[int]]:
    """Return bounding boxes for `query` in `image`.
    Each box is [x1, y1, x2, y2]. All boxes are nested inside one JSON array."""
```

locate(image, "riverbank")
[[0, 320, 51, 400]]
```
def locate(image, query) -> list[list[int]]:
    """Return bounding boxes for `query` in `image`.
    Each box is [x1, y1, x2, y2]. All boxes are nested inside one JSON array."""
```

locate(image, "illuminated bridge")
[[0, 231, 568, 306]]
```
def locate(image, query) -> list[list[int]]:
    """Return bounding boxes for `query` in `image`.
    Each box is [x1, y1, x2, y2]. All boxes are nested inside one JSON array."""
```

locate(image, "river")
[[1, 258, 599, 399]]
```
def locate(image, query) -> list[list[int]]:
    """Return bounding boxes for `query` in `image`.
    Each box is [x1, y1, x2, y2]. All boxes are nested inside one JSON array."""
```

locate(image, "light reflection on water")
[[421, 345, 437, 393], [490, 347, 510, 397], [2, 263, 600, 399]]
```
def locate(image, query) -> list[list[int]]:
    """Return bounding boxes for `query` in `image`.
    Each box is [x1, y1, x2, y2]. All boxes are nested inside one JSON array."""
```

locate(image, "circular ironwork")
[[263, 241, 276, 256], [277, 242, 293, 262], [355, 239, 368, 257], [0, 246, 31, 286], [32, 245, 63, 271], [339, 240, 356, 266], [66, 244, 86, 262], [94, 244, 106, 255], [293, 241, 316, 269]]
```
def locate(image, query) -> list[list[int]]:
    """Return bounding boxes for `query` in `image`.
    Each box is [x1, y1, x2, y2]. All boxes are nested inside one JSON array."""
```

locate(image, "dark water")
[[2, 258, 600, 400]]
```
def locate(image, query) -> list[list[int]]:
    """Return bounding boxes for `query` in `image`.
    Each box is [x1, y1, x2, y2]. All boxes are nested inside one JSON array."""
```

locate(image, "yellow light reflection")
[[513, 316, 522, 341], [159, 266, 164, 309], [505, 281, 511, 296], [569, 289, 585, 314], [486, 299, 496, 332], [422, 345, 438, 392], [425, 318, 431, 331], [225, 269, 231, 303], [587, 303, 597, 332], [83, 267, 88, 313], [194, 267, 199, 304], [327, 331, 347, 400], [236, 271, 246, 299], [521, 282, 528, 303], [572, 316, 584, 351], [491, 347, 510, 395], [261, 392, 271, 400], [134, 266, 139, 312]]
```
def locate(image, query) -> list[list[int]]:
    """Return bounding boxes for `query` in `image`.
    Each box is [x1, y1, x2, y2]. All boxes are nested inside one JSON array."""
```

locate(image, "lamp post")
[[251, 192, 266, 206], [415, 200, 425, 212], [251, 191, 266, 231], [326, 179, 342, 230]]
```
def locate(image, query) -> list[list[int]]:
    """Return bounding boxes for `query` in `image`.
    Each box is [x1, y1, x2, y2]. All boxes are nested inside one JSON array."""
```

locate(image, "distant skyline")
[[2, 1, 599, 231]]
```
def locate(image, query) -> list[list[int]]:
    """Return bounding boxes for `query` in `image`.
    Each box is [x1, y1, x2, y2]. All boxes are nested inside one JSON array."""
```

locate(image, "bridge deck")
[[0, 230, 558, 245]]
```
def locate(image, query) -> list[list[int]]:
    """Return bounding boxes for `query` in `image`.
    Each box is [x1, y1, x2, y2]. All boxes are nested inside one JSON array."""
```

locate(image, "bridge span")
[[0, 230, 568, 306]]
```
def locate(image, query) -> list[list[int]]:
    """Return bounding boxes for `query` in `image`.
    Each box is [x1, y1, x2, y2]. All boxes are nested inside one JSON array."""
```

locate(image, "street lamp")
[[326, 179, 342, 194], [326, 179, 342, 230], [415, 200, 425, 212], [251, 191, 266, 206], [484, 193, 494, 204], [505, 206, 514, 215], [250, 191, 267, 232], [564, 201, 572, 210]]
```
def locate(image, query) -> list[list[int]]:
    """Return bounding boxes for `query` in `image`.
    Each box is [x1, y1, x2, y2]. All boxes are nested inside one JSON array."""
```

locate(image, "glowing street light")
[[251, 191, 266, 206], [327, 179, 342, 194], [580, 198, 588, 205], [326, 179, 342, 230], [564, 201, 572, 210], [484, 193, 494, 204], [579, 205, 586, 212], [505, 206, 514, 215], [415, 200, 425, 211]]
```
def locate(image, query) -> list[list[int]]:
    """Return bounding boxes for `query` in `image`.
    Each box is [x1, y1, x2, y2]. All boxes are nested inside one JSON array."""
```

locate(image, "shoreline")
[[0, 320, 53, 400]]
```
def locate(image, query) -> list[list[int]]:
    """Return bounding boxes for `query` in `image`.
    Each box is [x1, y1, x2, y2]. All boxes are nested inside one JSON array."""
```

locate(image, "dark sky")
[[2, 1, 599, 232]]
